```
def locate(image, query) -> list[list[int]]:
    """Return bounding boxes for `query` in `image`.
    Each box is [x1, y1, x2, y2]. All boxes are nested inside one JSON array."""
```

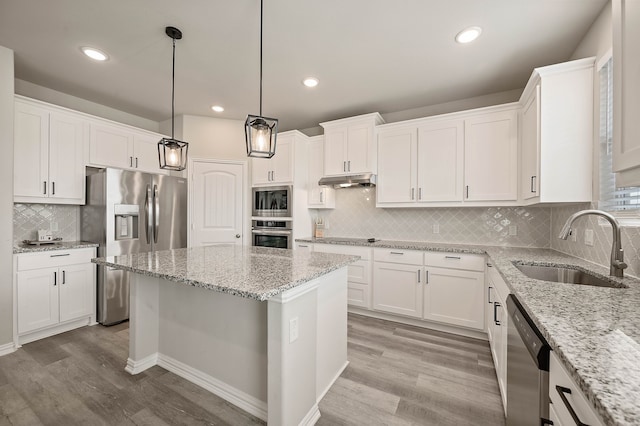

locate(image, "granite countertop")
[[298, 237, 640, 426], [92, 245, 359, 302], [13, 240, 99, 254]]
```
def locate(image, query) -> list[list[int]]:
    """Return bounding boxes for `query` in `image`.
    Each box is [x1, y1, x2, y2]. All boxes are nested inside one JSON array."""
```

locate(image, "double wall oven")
[[252, 186, 292, 249]]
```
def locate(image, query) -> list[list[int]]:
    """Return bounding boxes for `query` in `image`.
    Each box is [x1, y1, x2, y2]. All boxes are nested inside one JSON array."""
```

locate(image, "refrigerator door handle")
[[153, 184, 159, 244], [145, 184, 152, 244]]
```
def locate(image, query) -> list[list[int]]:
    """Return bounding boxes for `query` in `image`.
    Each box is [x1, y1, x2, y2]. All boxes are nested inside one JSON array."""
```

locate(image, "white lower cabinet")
[[307, 243, 373, 309], [486, 263, 510, 413], [373, 261, 423, 318], [15, 248, 96, 342], [549, 351, 603, 426]]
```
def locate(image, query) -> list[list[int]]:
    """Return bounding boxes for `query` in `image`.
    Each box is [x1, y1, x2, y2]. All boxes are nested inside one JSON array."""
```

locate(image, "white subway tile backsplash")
[[314, 188, 551, 247]]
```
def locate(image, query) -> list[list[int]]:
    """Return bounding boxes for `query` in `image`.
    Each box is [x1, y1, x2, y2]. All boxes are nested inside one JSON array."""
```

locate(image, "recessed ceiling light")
[[81, 47, 109, 61], [211, 105, 224, 112], [302, 77, 319, 88], [455, 26, 482, 44]]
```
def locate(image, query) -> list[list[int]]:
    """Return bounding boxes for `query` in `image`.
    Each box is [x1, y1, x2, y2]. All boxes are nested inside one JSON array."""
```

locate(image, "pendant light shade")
[[158, 26, 188, 171], [245, 0, 278, 158]]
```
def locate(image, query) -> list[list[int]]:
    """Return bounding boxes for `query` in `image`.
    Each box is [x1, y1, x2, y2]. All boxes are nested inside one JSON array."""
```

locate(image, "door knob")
[[236, 234, 241, 238]]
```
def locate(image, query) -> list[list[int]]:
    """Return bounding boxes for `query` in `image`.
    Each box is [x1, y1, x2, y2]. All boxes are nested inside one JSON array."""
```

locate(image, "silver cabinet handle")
[[62, 270, 66, 284], [411, 188, 415, 200], [53, 271, 57, 286], [50, 253, 70, 257], [348, 160, 351, 171], [299, 244, 309, 248], [418, 188, 422, 200], [52, 181, 55, 195], [153, 184, 159, 244], [320, 190, 323, 203], [493, 302, 501, 325], [425, 270, 429, 284], [555, 386, 590, 426], [390, 251, 404, 255], [272, 171, 275, 181], [531, 175, 537, 193], [466, 185, 469, 199], [488, 286, 493, 304], [417, 269, 421, 283], [343, 161, 346, 172], [43, 181, 47, 195], [130, 156, 133, 167], [445, 256, 461, 260], [135, 157, 139, 168]]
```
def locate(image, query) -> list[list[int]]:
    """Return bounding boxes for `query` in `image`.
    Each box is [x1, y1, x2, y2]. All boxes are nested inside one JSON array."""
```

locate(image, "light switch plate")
[[289, 317, 299, 343], [584, 229, 594, 246]]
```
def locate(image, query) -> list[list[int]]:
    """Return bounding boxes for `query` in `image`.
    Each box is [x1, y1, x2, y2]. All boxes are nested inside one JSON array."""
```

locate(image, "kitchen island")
[[92, 245, 359, 426]]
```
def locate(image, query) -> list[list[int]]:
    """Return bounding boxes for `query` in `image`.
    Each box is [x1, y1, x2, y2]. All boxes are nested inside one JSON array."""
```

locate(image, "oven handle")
[[251, 229, 292, 235]]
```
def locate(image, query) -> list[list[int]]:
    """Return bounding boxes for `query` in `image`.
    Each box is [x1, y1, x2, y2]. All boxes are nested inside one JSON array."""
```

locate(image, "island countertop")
[[92, 245, 359, 301]]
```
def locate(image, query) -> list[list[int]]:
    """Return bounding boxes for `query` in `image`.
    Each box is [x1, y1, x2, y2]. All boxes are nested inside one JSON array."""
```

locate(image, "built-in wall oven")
[[252, 219, 292, 249], [252, 185, 292, 218]]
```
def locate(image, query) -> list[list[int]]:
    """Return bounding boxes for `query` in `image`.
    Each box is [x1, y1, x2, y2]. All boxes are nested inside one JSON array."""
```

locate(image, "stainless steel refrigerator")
[[81, 168, 187, 325]]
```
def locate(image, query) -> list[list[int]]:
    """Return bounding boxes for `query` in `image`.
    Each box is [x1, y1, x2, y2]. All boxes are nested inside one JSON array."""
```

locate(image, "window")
[[598, 56, 640, 215]]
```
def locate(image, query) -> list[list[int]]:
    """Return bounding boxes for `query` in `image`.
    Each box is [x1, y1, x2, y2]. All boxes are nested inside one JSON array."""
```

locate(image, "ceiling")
[[0, 0, 607, 131]]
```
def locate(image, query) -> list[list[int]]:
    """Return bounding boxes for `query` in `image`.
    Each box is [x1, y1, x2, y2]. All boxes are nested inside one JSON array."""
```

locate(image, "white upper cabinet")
[[14, 97, 86, 204], [613, 0, 640, 185], [307, 136, 335, 208], [519, 57, 594, 204], [377, 106, 516, 207], [251, 131, 295, 186], [320, 113, 384, 176], [464, 108, 518, 202], [88, 121, 169, 175]]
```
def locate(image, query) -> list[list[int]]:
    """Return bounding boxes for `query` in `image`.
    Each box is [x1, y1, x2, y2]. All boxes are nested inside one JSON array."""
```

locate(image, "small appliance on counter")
[[314, 217, 325, 238], [37, 229, 53, 242]]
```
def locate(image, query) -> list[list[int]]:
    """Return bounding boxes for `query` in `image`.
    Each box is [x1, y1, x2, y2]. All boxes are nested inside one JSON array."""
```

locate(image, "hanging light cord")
[[259, 0, 263, 117], [171, 35, 176, 139]]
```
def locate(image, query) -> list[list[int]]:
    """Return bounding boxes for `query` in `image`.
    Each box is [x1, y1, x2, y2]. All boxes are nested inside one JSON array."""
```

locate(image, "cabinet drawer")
[[16, 248, 95, 271], [313, 243, 371, 260], [424, 252, 485, 271], [374, 248, 423, 265], [487, 262, 510, 300], [549, 352, 603, 426]]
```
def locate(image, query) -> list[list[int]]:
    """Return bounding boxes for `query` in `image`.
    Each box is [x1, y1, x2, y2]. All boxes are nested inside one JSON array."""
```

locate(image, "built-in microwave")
[[252, 185, 292, 218]]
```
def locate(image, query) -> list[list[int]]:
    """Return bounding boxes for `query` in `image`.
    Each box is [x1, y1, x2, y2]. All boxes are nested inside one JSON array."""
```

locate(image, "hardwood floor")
[[0, 314, 505, 425]]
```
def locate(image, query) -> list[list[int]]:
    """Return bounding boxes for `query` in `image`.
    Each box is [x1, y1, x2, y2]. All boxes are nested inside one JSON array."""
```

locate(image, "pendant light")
[[158, 26, 189, 171], [245, 0, 278, 158]]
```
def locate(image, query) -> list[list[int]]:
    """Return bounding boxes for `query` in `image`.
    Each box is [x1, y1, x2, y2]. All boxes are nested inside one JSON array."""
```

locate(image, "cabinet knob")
[[236, 234, 241, 238]]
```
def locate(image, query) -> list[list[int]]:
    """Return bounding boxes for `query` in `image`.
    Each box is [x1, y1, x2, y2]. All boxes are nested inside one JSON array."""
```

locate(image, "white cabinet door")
[[423, 267, 485, 330], [346, 123, 372, 174], [417, 120, 464, 202], [133, 132, 169, 175], [271, 136, 294, 184], [307, 137, 335, 208], [613, 0, 640, 178], [373, 262, 423, 318], [48, 112, 85, 202], [251, 157, 272, 185], [14, 101, 49, 199], [323, 128, 347, 176], [59, 263, 93, 322], [17, 268, 59, 334], [464, 110, 518, 201], [377, 127, 416, 203], [520, 87, 540, 201], [89, 122, 134, 169]]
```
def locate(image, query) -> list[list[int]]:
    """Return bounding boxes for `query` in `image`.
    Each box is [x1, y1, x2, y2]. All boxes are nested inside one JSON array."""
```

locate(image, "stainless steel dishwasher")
[[506, 294, 552, 426]]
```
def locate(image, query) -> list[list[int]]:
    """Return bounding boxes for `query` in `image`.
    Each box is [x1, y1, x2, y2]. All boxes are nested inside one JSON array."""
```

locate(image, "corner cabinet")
[[251, 131, 296, 186], [307, 136, 335, 208], [613, 0, 640, 185], [519, 57, 594, 204], [14, 247, 96, 345], [320, 113, 384, 176], [88, 121, 169, 175], [14, 97, 87, 204]]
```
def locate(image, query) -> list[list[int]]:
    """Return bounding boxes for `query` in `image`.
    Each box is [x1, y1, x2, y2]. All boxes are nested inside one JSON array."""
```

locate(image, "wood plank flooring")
[[0, 314, 505, 425]]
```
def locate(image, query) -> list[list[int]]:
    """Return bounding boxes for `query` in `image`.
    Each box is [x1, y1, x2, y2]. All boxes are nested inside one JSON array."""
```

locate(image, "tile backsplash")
[[551, 203, 640, 279], [13, 203, 80, 245], [313, 188, 551, 247]]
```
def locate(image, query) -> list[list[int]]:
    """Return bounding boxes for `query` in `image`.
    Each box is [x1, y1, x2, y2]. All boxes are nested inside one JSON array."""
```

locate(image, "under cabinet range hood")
[[318, 173, 377, 188]]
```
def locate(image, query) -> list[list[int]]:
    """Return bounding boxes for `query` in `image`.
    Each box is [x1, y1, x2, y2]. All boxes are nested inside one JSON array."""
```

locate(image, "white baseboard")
[[125, 353, 158, 375], [299, 403, 321, 426], [348, 307, 488, 341], [317, 360, 349, 403], [18, 317, 92, 345], [0, 341, 18, 357], [157, 353, 268, 422]]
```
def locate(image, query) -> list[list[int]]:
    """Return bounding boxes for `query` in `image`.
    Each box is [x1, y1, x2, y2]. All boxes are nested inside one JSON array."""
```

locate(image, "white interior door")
[[190, 160, 246, 247]]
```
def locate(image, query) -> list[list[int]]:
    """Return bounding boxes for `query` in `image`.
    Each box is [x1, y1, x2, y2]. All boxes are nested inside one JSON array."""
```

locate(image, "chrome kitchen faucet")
[[558, 209, 627, 278]]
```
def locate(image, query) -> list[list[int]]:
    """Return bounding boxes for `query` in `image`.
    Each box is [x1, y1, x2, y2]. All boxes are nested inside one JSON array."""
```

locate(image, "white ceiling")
[[0, 0, 607, 131]]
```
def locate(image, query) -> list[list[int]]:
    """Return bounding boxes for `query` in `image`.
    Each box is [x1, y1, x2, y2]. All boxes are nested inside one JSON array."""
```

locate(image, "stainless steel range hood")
[[318, 173, 377, 188]]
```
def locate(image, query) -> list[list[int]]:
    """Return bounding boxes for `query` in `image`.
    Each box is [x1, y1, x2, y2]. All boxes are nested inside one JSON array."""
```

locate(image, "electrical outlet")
[[50, 222, 58, 232], [584, 229, 594, 246], [432, 223, 439, 234], [289, 317, 299, 343], [508, 225, 517, 236]]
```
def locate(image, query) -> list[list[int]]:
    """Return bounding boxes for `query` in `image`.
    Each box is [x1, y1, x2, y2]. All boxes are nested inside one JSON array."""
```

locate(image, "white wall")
[[15, 79, 160, 132], [0, 46, 15, 348]]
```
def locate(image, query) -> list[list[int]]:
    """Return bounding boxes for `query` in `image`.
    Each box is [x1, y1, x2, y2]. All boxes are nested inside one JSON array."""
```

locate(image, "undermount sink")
[[513, 263, 627, 288]]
